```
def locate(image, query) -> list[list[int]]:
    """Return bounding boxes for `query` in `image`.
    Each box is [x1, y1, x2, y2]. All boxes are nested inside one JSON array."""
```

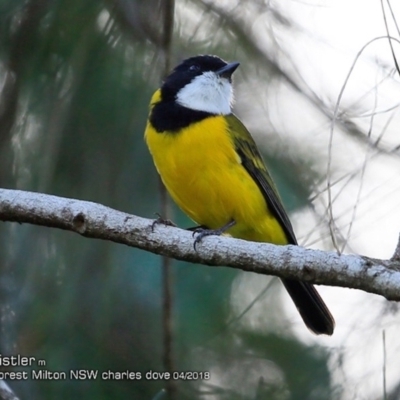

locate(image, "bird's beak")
[[215, 62, 240, 79]]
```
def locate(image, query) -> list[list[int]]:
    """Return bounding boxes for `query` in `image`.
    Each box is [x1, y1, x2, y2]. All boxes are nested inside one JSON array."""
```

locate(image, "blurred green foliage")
[[0, 0, 335, 399]]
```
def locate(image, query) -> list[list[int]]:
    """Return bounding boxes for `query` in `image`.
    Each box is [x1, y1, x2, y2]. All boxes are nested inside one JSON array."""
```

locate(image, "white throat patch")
[[176, 72, 233, 115]]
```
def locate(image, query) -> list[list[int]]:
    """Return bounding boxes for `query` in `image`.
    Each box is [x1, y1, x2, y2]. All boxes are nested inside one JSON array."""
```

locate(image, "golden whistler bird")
[[145, 55, 335, 335]]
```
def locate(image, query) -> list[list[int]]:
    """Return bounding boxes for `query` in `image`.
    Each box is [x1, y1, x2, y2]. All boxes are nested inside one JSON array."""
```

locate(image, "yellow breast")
[[145, 99, 287, 244]]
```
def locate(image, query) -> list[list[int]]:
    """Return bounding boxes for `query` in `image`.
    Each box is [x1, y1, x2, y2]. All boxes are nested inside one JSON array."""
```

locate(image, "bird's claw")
[[151, 213, 177, 232], [192, 227, 218, 251], [192, 220, 236, 251]]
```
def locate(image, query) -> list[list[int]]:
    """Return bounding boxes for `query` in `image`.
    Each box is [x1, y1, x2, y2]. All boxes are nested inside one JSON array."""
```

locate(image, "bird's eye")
[[189, 64, 200, 72]]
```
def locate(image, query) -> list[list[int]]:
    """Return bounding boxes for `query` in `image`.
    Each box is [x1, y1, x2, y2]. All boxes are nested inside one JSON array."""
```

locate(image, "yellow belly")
[[145, 115, 288, 245]]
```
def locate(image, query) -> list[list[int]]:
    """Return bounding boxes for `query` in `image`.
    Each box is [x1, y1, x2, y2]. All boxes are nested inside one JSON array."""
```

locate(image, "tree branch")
[[1, 188, 399, 300]]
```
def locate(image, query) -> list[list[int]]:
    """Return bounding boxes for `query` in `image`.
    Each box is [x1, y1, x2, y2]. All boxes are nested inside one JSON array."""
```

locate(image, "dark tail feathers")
[[282, 279, 335, 335]]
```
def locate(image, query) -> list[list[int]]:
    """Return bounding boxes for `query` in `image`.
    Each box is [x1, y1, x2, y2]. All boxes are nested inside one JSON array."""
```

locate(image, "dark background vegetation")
[[4, 0, 399, 399]]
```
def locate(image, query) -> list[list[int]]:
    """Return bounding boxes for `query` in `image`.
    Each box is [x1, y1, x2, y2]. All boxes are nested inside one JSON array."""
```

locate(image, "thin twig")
[[0, 380, 20, 400], [392, 233, 400, 261], [340, 71, 379, 254], [381, 0, 400, 77], [382, 330, 387, 400], [327, 35, 400, 255], [159, 0, 176, 398], [386, 0, 400, 37]]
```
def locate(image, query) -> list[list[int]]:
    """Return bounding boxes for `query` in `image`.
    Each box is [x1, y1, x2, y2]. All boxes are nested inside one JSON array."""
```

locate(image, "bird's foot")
[[192, 220, 236, 251], [151, 213, 177, 232]]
